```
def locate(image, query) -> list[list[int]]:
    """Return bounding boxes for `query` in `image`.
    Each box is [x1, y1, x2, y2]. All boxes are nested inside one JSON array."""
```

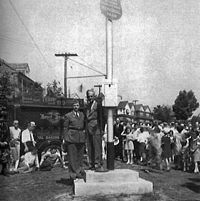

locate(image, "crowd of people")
[[0, 89, 105, 181], [1, 120, 59, 175], [111, 119, 200, 173], [1, 90, 200, 179]]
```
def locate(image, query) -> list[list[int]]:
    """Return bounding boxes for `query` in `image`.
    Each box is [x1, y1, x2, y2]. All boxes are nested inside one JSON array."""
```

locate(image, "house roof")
[[128, 102, 134, 108], [134, 104, 143, 111], [118, 101, 128, 109], [143, 105, 151, 113], [8, 63, 30, 74], [18, 72, 35, 84], [0, 58, 16, 72]]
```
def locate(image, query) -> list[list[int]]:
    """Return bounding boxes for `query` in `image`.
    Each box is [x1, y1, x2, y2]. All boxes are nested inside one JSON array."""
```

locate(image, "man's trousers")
[[67, 142, 85, 179], [87, 134, 102, 167]]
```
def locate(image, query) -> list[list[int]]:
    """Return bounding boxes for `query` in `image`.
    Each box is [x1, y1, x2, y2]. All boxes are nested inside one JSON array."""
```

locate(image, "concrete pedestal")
[[74, 169, 153, 196]]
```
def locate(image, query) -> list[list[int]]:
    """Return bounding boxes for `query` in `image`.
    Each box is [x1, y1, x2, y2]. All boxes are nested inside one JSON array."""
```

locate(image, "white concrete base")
[[74, 169, 153, 196]]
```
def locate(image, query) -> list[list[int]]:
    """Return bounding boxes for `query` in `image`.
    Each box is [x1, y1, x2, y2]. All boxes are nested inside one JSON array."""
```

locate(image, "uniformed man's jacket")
[[63, 111, 85, 143]]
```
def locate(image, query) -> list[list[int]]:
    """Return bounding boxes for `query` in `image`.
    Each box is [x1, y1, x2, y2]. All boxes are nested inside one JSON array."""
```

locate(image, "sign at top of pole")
[[100, 0, 122, 21]]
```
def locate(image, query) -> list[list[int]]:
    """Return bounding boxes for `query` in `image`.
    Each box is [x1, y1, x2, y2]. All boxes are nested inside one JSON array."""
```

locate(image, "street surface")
[[0, 161, 199, 201]]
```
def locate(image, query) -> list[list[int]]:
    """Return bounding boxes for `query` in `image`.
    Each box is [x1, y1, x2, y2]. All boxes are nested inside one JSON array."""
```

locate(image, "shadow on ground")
[[181, 182, 200, 193], [56, 178, 73, 186], [188, 177, 200, 183]]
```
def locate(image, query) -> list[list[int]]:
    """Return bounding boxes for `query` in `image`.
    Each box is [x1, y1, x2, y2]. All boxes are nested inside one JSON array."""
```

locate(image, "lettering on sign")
[[100, 0, 122, 20]]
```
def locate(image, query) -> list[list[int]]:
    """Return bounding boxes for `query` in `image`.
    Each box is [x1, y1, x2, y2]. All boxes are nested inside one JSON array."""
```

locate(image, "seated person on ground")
[[39, 148, 64, 171], [18, 147, 40, 173]]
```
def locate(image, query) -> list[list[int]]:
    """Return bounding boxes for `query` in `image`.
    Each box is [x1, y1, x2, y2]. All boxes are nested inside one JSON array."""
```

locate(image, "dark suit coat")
[[114, 123, 123, 140], [63, 111, 86, 143], [86, 100, 101, 135]]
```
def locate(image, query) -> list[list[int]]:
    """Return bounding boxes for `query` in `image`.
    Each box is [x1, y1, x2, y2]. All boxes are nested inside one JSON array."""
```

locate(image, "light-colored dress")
[[9, 126, 21, 161], [124, 133, 134, 150], [192, 138, 200, 162]]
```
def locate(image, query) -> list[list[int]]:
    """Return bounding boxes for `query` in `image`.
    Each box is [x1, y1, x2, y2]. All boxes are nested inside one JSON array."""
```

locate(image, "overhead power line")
[[8, 0, 52, 68], [69, 58, 106, 76], [0, 35, 33, 47], [78, 55, 106, 76]]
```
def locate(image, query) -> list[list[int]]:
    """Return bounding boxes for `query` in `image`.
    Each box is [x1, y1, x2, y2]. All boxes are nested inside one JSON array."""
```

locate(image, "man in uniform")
[[63, 100, 86, 181], [85, 89, 105, 171]]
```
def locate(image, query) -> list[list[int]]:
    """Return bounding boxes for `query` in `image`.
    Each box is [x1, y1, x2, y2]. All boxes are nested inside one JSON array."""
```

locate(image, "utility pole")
[[94, 84, 102, 96], [55, 53, 78, 97]]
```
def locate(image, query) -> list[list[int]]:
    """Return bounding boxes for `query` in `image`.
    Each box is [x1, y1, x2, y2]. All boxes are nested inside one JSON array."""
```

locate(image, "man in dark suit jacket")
[[63, 100, 86, 181], [85, 89, 105, 171], [114, 118, 123, 161]]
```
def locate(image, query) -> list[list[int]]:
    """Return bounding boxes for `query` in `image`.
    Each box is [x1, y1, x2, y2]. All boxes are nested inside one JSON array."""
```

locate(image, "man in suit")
[[113, 118, 123, 161], [63, 100, 86, 181], [85, 89, 105, 171]]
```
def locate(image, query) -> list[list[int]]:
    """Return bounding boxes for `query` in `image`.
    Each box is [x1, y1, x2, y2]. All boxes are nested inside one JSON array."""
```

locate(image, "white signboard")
[[103, 81, 118, 107]]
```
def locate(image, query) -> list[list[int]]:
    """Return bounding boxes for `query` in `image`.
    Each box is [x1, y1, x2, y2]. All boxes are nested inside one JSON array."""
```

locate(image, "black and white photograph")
[[0, 0, 200, 200]]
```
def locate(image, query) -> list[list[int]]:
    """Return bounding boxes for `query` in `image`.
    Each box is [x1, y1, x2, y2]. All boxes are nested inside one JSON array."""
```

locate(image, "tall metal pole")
[[106, 19, 113, 82], [64, 56, 67, 97], [100, 0, 122, 171], [106, 18, 115, 170]]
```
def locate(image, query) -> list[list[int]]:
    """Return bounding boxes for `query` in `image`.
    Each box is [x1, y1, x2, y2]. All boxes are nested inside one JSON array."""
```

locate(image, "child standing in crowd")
[[161, 130, 172, 171], [137, 127, 149, 164], [121, 125, 134, 164]]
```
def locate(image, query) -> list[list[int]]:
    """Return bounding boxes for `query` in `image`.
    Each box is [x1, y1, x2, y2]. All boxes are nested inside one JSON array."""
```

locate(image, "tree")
[[173, 90, 199, 120], [0, 72, 13, 121], [0, 72, 15, 99], [46, 80, 63, 97], [153, 105, 173, 123]]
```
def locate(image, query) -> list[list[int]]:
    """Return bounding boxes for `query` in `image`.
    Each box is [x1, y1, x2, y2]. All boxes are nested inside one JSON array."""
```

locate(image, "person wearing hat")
[[9, 120, 21, 171], [63, 100, 86, 181], [21, 122, 39, 170]]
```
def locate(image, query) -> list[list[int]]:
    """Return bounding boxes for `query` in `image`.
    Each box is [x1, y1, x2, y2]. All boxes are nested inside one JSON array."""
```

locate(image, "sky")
[[1, 0, 200, 113]]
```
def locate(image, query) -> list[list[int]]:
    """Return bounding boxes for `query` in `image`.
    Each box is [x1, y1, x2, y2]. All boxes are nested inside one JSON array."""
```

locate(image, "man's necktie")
[[30, 132, 33, 141]]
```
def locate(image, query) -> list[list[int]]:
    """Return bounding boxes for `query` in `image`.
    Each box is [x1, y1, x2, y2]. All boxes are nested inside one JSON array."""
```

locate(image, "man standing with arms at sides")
[[21, 122, 39, 170], [9, 120, 21, 171], [113, 118, 123, 161], [63, 100, 86, 181], [86, 89, 106, 172]]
